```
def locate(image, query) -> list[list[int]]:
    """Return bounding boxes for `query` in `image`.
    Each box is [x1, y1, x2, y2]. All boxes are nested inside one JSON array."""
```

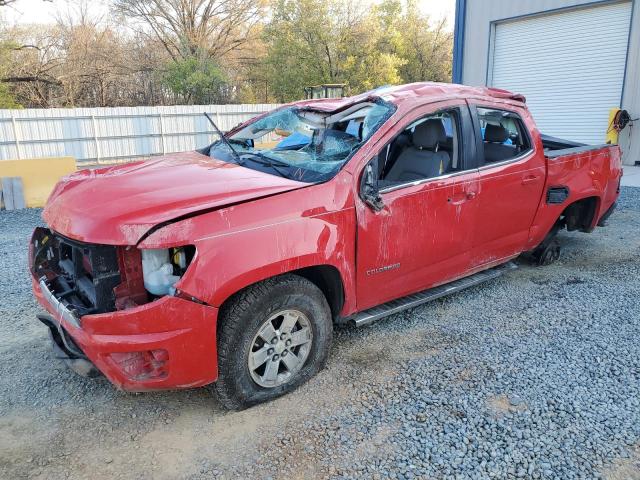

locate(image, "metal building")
[[453, 0, 639, 165]]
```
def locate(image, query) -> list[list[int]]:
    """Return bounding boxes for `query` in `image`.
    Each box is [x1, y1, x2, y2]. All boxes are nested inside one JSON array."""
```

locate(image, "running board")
[[351, 262, 518, 327]]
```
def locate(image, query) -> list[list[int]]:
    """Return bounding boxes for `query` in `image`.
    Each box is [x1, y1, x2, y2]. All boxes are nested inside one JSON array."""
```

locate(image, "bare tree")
[[2, 18, 170, 107], [0, 0, 454, 107], [0, 0, 53, 9], [112, 0, 264, 61], [1, 26, 63, 106]]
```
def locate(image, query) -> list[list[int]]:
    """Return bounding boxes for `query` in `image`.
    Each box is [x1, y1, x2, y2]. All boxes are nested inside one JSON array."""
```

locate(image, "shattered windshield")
[[208, 100, 395, 183]]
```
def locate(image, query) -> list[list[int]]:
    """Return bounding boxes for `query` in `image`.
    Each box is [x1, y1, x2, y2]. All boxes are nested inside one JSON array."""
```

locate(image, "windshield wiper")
[[243, 151, 291, 178], [204, 112, 243, 165]]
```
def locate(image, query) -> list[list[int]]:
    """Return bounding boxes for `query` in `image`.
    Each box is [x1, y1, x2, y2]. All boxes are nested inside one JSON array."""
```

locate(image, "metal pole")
[[159, 112, 167, 154], [11, 114, 21, 159], [91, 115, 101, 164]]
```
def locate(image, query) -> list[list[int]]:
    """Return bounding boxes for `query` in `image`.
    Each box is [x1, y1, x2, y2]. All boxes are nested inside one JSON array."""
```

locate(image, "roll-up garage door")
[[490, 1, 632, 145]]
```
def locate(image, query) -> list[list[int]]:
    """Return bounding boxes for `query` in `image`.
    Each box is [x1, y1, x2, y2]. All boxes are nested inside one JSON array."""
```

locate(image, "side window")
[[477, 107, 532, 164], [377, 109, 462, 187]]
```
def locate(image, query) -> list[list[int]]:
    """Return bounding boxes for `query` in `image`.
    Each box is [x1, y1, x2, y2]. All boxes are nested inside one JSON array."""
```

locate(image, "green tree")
[[261, 0, 334, 101], [162, 54, 226, 104], [0, 41, 21, 108], [337, 5, 405, 93], [397, 0, 453, 83], [262, 0, 405, 102]]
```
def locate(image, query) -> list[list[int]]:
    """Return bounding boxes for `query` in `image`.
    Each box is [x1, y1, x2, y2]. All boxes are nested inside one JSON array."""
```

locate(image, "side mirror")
[[361, 163, 384, 212]]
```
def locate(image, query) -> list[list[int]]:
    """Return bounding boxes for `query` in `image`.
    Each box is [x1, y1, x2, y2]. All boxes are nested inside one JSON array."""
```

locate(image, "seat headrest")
[[413, 119, 446, 150], [485, 123, 509, 143]]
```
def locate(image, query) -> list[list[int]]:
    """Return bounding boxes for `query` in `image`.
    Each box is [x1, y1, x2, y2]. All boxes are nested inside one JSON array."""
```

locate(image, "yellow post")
[[606, 108, 621, 145], [0, 157, 76, 208]]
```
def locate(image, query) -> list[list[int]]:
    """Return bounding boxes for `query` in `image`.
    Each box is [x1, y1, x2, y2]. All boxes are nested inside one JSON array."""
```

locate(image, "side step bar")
[[351, 262, 518, 327]]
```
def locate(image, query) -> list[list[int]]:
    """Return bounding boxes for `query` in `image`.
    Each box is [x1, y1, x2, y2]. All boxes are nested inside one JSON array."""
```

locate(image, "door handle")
[[521, 175, 540, 185], [466, 191, 477, 200]]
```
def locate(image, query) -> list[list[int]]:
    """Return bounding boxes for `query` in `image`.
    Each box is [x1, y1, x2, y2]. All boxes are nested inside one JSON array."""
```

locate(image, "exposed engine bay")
[[30, 227, 195, 321]]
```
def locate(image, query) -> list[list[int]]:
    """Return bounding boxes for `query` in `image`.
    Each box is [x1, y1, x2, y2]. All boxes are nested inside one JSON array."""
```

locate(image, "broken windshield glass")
[[208, 100, 395, 183]]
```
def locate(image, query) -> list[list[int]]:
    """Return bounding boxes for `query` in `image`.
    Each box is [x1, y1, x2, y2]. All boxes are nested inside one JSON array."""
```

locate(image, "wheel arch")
[[216, 264, 347, 324], [526, 192, 603, 251], [561, 195, 601, 232], [292, 265, 345, 319]]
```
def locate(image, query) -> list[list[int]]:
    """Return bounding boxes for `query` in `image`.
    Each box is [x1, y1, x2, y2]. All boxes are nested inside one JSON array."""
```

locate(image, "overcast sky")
[[1, 0, 457, 29]]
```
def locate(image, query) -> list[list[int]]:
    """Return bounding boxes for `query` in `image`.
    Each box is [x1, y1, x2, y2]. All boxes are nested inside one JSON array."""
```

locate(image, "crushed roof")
[[295, 82, 526, 111]]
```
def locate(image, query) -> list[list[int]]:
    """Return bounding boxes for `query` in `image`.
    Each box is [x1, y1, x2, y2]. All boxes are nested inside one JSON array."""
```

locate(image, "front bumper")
[[33, 276, 219, 391]]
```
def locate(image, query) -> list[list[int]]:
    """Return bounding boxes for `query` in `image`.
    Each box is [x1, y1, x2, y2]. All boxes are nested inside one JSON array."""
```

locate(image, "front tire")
[[214, 274, 333, 410]]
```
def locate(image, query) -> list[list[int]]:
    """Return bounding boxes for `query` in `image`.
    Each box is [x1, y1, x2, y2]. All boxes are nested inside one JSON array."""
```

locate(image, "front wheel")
[[214, 274, 333, 410]]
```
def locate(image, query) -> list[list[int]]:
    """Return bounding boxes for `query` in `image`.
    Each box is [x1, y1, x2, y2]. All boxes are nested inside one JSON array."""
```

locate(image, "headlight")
[[140, 246, 195, 296]]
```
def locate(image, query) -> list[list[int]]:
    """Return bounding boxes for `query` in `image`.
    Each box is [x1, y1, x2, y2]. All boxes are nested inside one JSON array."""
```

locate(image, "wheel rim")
[[248, 309, 313, 388]]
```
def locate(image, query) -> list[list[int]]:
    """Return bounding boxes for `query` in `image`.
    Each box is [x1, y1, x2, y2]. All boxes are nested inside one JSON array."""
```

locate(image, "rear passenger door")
[[469, 104, 546, 266]]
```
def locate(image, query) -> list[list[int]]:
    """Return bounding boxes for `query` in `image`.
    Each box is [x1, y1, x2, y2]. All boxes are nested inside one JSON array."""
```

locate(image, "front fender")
[[188, 210, 356, 311], [138, 174, 358, 315]]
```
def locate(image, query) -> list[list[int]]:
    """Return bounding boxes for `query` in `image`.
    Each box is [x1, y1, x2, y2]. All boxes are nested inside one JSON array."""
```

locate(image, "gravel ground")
[[1, 188, 639, 480]]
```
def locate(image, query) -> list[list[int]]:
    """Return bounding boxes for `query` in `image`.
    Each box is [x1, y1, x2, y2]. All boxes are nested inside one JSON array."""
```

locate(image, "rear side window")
[[477, 107, 532, 164]]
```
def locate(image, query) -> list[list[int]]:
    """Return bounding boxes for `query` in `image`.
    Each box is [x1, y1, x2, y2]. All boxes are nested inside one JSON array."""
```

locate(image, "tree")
[[0, 41, 21, 107], [0, 1, 174, 108], [397, 0, 453, 83], [262, 0, 406, 102], [337, 3, 405, 93], [162, 54, 226, 104], [112, 0, 265, 62], [0, 26, 63, 107], [261, 0, 333, 101], [0, 0, 453, 107]]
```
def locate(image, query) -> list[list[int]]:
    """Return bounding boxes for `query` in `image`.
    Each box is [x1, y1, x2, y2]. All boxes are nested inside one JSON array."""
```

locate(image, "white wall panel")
[[490, 2, 632, 144], [0, 104, 279, 165], [461, 0, 639, 165]]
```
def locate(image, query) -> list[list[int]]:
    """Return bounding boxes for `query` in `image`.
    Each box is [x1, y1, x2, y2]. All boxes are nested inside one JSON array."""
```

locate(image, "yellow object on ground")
[[606, 108, 621, 145], [0, 157, 76, 208]]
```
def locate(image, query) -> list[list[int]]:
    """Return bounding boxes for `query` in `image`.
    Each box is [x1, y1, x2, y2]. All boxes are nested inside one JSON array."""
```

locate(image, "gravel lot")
[[1, 187, 639, 480]]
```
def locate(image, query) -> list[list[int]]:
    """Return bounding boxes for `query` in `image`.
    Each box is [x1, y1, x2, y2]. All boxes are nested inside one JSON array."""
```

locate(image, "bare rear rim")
[[247, 309, 313, 388]]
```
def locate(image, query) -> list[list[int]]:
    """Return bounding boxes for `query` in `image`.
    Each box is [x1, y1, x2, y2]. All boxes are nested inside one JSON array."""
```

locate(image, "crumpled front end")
[[29, 227, 219, 391]]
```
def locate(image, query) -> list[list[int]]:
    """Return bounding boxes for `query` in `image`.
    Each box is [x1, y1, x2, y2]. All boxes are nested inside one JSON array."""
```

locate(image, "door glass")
[[377, 110, 461, 188], [476, 108, 532, 164]]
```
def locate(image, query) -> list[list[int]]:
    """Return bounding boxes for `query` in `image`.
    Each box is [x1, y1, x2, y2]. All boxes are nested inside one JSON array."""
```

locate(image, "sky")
[[1, 0, 457, 30]]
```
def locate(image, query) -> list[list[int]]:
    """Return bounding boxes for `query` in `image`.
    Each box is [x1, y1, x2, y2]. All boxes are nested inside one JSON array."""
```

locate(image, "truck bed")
[[541, 133, 612, 159], [528, 137, 623, 244]]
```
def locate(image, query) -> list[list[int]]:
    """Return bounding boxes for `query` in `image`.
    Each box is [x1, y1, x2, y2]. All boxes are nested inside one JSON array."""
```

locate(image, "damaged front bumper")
[[33, 277, 219, 391], [37, 312, 101, 377]]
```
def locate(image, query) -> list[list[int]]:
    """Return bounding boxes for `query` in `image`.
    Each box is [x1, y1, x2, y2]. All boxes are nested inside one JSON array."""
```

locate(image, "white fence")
[[0, 104, 280, 166]]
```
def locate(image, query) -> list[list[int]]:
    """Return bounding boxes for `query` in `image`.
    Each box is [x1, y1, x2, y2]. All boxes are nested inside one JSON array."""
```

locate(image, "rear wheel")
[[214, 274, 332, 410], [532, 238, 562, 266]]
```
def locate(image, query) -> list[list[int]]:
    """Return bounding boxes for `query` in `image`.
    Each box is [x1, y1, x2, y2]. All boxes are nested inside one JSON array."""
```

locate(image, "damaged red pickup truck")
[[31, 83, 622, 409]]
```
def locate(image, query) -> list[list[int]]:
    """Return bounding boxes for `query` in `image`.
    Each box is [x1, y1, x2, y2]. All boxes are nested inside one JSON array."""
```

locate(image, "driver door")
[[355, 102, 479, 310]]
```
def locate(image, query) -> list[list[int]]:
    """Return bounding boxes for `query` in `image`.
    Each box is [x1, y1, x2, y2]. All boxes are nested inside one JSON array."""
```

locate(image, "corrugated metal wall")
[[460, 0, 639, 165], [0, 104, 280, 166], [490, 2, 632, 145]]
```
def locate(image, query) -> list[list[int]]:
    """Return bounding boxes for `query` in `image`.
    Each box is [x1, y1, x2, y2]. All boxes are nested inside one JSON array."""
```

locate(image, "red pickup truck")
[[31, 83, 622, 409]]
